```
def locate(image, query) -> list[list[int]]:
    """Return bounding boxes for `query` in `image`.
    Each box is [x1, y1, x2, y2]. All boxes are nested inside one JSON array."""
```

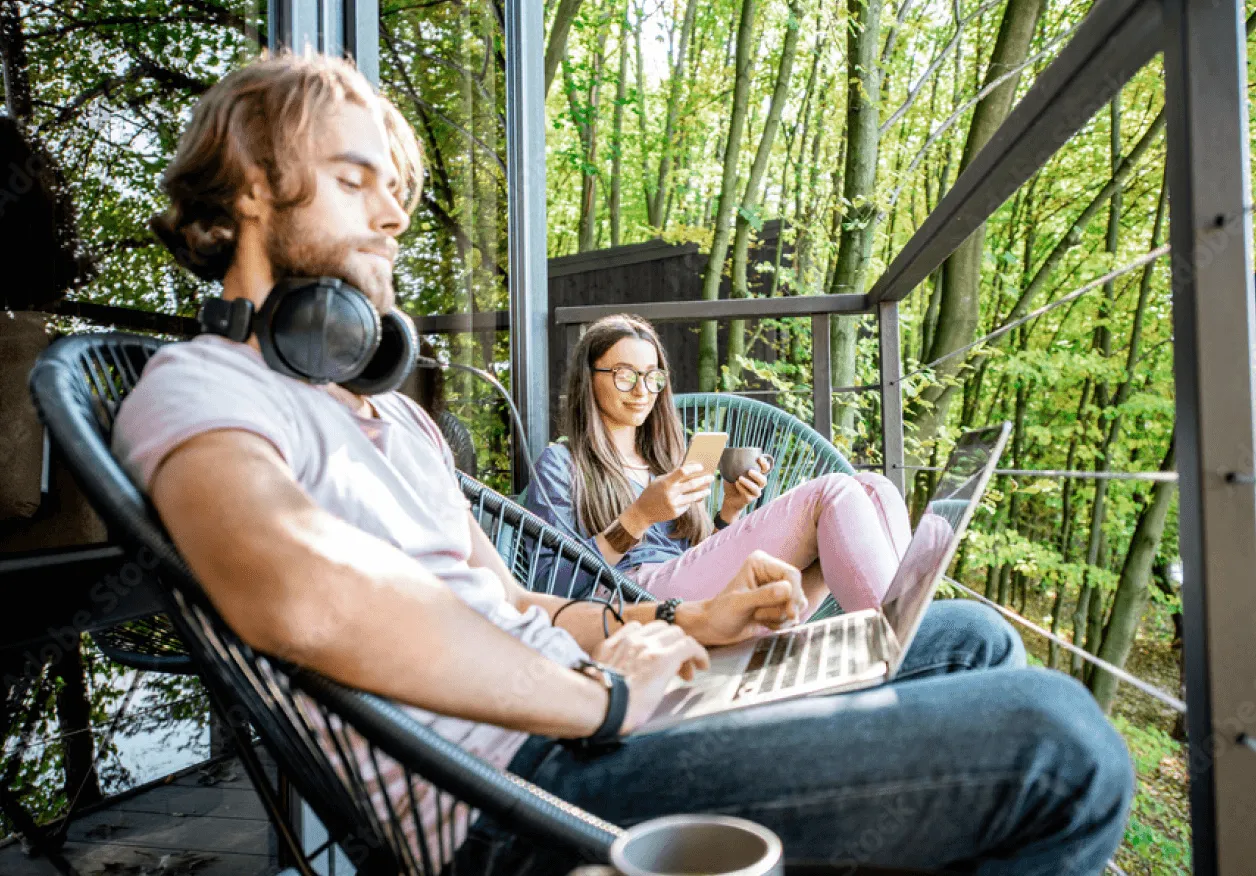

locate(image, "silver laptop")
[[636, 423, 1012, 734]]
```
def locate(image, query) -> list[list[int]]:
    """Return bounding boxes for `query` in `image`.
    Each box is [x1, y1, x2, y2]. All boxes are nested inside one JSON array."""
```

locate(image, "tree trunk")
[[0, 0, 32, 123], [1074, 98, 1125, 675], [609, 9, 629, 246], [827, 0, 886, 438], [53, 640, 103, 810], [648, 0, 700, 229], [1049, 378, 1091, 668], [1090, 439, 1177, 712], [727, 0, 803, 383], [908, 0, 1045, 460], [544, 0, 586, 97], [1001, 367, 1029, 605], [697, 0, 757, 391], [564, 14, 610, 253]]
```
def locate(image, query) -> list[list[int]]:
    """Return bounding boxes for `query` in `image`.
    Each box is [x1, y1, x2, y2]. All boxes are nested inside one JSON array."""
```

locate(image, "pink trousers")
[[632, 473, 913, 613]]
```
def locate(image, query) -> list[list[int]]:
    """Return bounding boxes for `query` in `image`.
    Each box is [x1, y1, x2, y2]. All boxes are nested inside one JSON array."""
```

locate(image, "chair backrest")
[[459, 472, 653, 604], [435, 410, 478, 475], [673, 393, 855, 517], [28, 332, 620, 873]]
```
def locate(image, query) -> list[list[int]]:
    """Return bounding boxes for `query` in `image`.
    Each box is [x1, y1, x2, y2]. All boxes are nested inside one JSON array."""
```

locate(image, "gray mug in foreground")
[[719, 448, 773, 485], [604, 814, 784, 876]]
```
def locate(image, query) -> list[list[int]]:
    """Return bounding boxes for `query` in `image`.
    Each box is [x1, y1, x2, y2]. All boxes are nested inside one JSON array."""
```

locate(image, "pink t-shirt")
[[112, 333, 587, 861]]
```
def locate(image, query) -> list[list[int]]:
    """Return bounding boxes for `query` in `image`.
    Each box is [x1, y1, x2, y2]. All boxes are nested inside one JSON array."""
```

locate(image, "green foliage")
[[1111, 716, 1192, 875]]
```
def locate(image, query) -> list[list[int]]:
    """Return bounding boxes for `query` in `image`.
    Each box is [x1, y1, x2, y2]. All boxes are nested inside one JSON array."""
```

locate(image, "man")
[[114, 52, 1132, 875]]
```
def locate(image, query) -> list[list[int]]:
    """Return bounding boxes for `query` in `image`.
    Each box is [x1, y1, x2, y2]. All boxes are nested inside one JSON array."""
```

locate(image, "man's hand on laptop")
[[684, 550, 807, 647], [591, 620, 709, 734]]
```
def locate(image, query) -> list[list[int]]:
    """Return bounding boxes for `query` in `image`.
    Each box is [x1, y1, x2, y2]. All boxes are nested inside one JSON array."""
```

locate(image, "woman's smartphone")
[[681, 432, 729, 478]]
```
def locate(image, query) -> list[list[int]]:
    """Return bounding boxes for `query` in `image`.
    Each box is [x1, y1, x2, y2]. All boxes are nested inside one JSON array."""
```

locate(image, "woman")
[[527, 314, 913, 614]]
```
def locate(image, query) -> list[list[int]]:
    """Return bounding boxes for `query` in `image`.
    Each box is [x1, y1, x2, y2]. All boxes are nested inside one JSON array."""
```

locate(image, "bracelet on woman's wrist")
[[714, 512, 732, 530], [604, 517, 643, 553]]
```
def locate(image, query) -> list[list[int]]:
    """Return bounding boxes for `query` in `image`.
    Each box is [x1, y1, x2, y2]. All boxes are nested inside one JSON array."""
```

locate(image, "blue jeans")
[[460, 601, 1134, 875]]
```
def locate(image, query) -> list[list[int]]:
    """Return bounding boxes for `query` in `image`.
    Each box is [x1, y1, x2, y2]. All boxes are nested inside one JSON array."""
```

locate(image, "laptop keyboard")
[[735, 616, 884, 702]]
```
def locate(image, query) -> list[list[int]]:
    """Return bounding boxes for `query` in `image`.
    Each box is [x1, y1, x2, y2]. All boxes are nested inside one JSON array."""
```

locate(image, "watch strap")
[[566, 659, 628, 754]]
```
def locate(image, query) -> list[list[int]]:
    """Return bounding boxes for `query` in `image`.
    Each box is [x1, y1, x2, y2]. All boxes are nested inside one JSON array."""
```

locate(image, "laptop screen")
[[880, 424, 1011, 655]]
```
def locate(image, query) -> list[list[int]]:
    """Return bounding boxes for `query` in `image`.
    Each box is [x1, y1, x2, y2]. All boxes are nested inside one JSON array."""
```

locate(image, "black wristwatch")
[[566, 658, 628, 754], [714, 513, 732, 530], [655, 597, 682, 624]]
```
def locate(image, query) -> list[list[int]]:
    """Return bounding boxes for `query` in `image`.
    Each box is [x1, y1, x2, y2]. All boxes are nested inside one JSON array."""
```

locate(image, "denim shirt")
[[524, 443, 688, 595]]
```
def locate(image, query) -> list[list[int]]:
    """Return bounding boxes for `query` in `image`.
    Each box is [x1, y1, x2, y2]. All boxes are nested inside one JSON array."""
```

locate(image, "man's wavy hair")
[[151, 51, 424, 282]]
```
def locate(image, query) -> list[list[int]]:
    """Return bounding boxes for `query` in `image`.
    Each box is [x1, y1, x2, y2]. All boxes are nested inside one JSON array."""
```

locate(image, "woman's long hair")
[[563, 315, 712, 545]]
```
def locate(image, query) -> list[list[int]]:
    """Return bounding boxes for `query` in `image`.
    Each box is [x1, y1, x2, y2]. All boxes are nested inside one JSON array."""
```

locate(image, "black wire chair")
[[28, 332, 627, 874], [436, 410, 478, 476], [459, 471, 654, 605]]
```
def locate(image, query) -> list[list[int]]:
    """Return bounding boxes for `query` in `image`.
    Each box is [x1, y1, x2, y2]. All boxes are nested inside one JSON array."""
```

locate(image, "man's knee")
[[1011, 672, 1135, 827], [923, 600, 1026, 670]]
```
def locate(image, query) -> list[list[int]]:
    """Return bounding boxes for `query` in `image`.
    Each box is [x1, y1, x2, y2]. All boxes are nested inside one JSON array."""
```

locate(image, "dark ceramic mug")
[[719, 447, 773, 485]]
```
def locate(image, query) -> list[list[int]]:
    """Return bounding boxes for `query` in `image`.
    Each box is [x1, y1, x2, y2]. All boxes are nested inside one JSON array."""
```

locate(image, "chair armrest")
[[292, 669, 623, 861]]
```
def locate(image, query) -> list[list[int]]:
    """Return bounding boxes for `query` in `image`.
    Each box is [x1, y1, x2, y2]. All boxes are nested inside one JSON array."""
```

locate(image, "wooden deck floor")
[[0, 754, 279, 876]]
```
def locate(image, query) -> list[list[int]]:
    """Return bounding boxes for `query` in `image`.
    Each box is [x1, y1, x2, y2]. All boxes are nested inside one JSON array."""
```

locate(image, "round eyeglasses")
[[594, 365, 668, 394]]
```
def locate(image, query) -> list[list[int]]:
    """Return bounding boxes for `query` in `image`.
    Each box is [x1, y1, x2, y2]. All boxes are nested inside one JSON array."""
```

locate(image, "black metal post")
[[1163, 0, 1256, 871], [268, 0, 376, 84], [268, 0, 319, 54], [505, 0, 550, 493], [878, 302, 905, 495], [811, 314, 832, 440], [345, 0, 379, 84]]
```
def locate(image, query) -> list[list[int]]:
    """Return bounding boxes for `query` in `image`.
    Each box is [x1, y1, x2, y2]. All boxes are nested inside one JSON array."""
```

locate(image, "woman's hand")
[[718, 455, 772, 521], [623, 463, 715, 532]]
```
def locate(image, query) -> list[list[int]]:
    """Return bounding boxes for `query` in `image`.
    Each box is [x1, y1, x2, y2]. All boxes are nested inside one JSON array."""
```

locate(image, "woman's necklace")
[[621, 458, 651, 488]]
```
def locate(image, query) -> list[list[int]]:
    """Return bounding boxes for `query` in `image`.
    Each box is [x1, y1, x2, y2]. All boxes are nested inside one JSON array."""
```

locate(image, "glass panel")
[[381, 1, 513, 490]]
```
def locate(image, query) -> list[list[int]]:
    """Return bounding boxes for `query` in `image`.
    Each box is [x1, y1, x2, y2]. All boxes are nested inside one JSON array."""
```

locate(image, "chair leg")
[[206, 697, 318, 876]]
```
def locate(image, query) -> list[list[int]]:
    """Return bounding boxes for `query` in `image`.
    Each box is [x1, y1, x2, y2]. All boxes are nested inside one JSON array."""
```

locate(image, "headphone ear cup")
[[257, 278, 381, 384], [339, 308, 418, 396]]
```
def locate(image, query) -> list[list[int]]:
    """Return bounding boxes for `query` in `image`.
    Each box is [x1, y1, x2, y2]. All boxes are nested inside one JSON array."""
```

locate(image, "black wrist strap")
[[714, 512, 731, 530], [564, 662, 628, 755], [590, 671, 628, 745]]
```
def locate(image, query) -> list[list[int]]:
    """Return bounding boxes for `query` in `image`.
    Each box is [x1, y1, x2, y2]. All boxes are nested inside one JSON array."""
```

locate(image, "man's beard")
[[266, 207, 394, 308]]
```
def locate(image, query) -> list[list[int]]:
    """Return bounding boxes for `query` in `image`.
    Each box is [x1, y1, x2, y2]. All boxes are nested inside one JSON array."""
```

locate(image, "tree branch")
[[884, 21, 1077, 211], [880, 0, 1004, 134]]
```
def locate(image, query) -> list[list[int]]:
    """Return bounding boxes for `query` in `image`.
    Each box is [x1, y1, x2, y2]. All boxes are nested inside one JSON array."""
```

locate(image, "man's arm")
[[150, 429, 610, 738], [464, 510, 807, 652], [463, 510, 676, 651]]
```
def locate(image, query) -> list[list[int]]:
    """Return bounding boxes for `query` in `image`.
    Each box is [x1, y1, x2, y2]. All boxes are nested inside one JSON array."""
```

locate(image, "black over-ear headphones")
[[196, 277, 418, 396]]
